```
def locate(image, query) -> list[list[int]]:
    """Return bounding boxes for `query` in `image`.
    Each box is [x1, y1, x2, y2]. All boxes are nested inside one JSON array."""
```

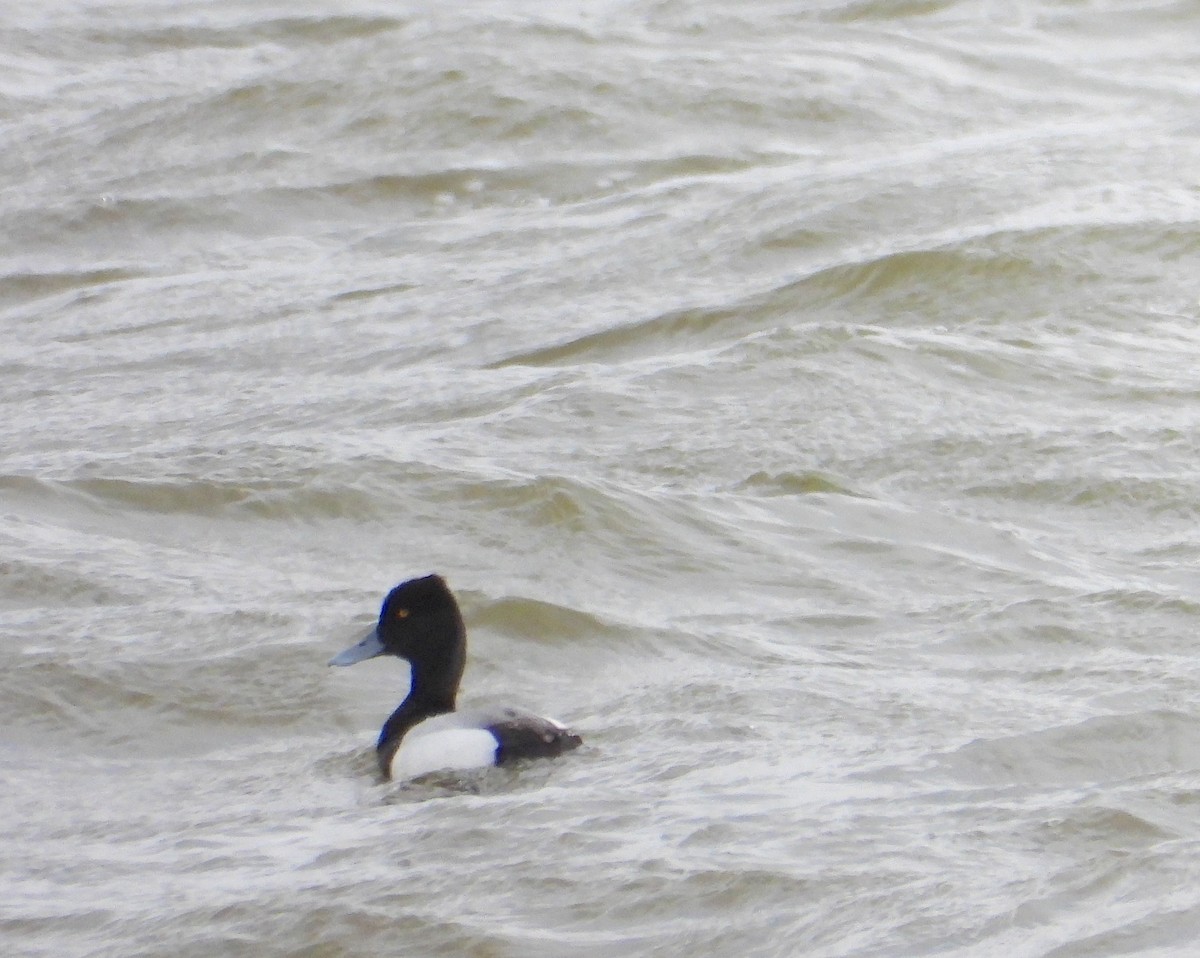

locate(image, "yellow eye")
[[395, 608, 410, 619]]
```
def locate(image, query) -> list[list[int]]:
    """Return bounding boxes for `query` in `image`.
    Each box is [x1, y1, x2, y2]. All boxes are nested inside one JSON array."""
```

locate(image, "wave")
[[939, 710, 1200, 788], [0, 472, 383, 521]]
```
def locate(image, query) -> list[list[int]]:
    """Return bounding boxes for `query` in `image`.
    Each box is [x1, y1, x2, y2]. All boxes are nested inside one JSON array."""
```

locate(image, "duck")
[[329, 573, 582, 780]]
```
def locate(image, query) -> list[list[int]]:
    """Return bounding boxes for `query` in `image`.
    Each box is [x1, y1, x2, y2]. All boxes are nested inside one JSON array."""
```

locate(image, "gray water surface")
[[5, 2, 1200, 956]]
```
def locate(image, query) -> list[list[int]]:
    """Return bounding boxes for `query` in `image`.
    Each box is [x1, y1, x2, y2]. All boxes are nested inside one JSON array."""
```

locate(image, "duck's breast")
[[390, 712, 499, 780]]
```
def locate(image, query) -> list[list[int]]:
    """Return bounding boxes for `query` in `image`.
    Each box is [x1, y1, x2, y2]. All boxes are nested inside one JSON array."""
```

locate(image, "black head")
[[329, 574, 467, 708], [374, 574, 462, 657]]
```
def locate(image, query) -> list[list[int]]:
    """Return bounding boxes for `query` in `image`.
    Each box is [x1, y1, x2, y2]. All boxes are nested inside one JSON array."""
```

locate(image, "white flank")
[[391, 722, 498, 780]]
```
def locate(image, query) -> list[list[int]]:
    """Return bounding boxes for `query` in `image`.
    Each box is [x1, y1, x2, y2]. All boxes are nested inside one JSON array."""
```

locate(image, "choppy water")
[[5, 1, 1200, 955]]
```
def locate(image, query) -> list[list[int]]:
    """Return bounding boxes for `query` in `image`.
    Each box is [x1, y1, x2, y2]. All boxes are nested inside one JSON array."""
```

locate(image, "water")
[[5, 1, 1200, 955]]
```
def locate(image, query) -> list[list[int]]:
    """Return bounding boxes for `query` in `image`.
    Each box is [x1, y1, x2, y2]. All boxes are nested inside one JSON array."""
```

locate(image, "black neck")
[[376, 692, 454, 774], [374, 604, 467, 776]]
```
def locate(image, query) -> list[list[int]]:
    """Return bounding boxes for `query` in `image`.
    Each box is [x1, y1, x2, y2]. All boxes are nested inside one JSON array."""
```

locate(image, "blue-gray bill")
[[329, 627, 385, 667]]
